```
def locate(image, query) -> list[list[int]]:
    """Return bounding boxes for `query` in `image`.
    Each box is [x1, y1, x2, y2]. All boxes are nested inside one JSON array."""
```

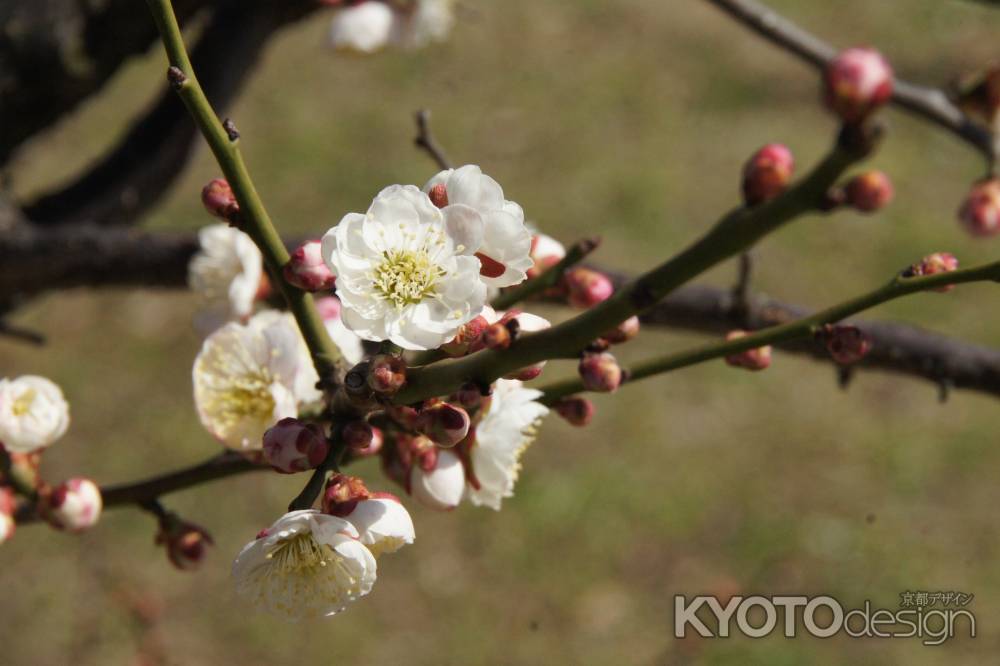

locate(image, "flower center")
[[11, 389, 36, 416], [267, 533, 335, 574], [209, 372, 276, 428], [372, 249, 445, 309]]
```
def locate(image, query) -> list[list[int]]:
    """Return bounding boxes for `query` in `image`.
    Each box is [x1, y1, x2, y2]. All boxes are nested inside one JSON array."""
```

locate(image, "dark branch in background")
[[705, 0, 997, 166], [414, 109, 454, 170]]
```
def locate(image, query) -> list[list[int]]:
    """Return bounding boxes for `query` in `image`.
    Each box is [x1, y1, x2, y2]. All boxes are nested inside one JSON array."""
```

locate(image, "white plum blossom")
[[410, 448, 465, 510], [393, 0, 455, 49], [233, 510, 377, 621], [423, 165, 533, 288], [315, 296, 365, 366], [47, 478, 103, 532], [321, 184, 487, 350], [342, 494, 415, 557], [465, 379, 548, 510], [0, 375, 70, 454], [193, 311, 323, 450], [329, 0, 454, 54], [188, 224, 263, 330]]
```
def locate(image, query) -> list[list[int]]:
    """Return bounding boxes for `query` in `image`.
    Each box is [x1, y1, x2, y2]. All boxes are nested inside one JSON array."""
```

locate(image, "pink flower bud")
[[958, 178, 1000, 237], [201, 178, 239, 220], [844, 170, 894, 212], [386, 404, 421, 430], [602, 316, 641, 345], [741, 143, 795, 206], [553, 396, 595, 426], [578, 352, 623, 393], [418, 402, 471, 448], [822, 325, 872, 365], [909, 252, 959, 292], [441, 310, 493, 357], [724, 330, 772, 371], [156, 518, 214, 571], [355, 425, 384, 457], [428, 183, 449, 208], [47, 478, 102, 532], [343, 420, 375, 452], [454, 382, 484, 410], [564, 268, 614, 308], [283, 241, 337, 292], [500, 311, 552, 380], [409, 448, 464, 511], [823, 47, 894, 123], [482, 323, 511, 350], [262, 418, 329, 474], [1, 447, 40, 492], [368, 354, 407, 395], [322, 474, 371, 517], [528, 234, 567, 279], [0, 486, 15, 544]]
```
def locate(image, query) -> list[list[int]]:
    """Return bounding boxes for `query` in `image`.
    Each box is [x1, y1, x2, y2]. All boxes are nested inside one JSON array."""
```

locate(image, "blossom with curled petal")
[[188, 224, 263, 330], [423, 165, 533, 288], [465, 379, 548, 510], [321, 184, 487, 350], [193, 311, 323, 450], [342, 494, 415, 557], [233, 510, 377, 621], [0, 375, 69, 454]]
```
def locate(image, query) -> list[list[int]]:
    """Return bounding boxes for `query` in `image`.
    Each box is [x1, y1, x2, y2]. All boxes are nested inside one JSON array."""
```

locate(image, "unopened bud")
[[844, 170, 894, 212], [554, 396, 595, 426], [156, 516, 214, 571], [823, 47, 894, 123], [0, 486, 15, 544], [528, 234, 567, 279], [283, 241, 337, 292], [564, 268, 614, 308], [442, 310, 493, 357], [602, 315, 641, 345], [578, 352, 623, 393], [386, 404, 421, 430], [428, 183, 449, 208], [724, 330, 772, 371], [201, 178, 239, 220], [368, 354, 407, 395], [741, 143, 794, 206], [262, 418, 329, 474], [822, 325, 873, 365], [322, 474, 370, 517], [482, 323, 511, 350], [909, 252, 959, 292], [342, 420, 375, 452], [46, 478, 102, 532], [958, 178, 1000, 238], [409, 448, 464, 511], [1, 448, 40, 491], [355, 425, 384, 457], [455, 382, 483, 410], [418, 402, 471, 448]]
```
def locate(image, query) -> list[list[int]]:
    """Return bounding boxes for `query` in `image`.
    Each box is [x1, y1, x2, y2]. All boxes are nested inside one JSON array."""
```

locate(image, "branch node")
[[166, 66, 187, 90], [222, 118, 240, 142]]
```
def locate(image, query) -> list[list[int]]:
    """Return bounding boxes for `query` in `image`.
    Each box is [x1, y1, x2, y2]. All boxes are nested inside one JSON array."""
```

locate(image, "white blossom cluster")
[[327, 0, 455, 54]]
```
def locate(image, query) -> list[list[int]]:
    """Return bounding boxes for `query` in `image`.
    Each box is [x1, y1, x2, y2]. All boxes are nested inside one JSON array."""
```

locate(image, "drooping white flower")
[[321, 184, 487, 350], [410, 448, 465, 510], [0, 375, 69, 454], [423, 165, 533, 288], [465, 379, 548, 510], [233, 510, 377, 621], [342, 494, 415, 557], [47, 478, 102, 532], [193, 311, 322, 450], [188, 224, 263, 329], [328, 0, 454, 54]]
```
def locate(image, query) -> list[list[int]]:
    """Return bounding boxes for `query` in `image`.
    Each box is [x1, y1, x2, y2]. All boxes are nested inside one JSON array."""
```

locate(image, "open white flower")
[[322, 184, 487, 350], [342, 494, 415, 557], [193, 311, 322, 450], [233, 510, 377, 621], [188, 224, 263, 329], [465, 379, 548, 510], [329, 0, 454, 54], [424, 165, 533, 288], [0, 375, 69, 453]]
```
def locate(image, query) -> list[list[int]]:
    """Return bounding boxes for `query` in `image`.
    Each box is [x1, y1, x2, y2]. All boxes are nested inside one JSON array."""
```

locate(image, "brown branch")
[[414, 109, 454, 170], [705, 0, 997, 166]]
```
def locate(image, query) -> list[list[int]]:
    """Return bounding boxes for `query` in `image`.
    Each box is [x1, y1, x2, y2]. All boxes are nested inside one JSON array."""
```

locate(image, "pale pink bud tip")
[[262, 418, 330, 474], [201, 178, 239, 220], [823, 47, 894, 123], [602, 316, 641, 345], [844, 170, 894, 212], [958, 178, 1000, 238], [554, 397, 595, 426], [368, 354, 407, 395], [283, 241, 337, 292], [578, 352, 623, 393], [157, 518, 214, 571], [47, 478, 103, 532], [822, 325, 873, 365], [418, 402, 471, 448], [564, 268, 614, 308], [0, 487, 15, 544], [741, 143, 794, 206], [724, 330, 772, 371], [909, 252, 959, 292], [322, 474, 371, 517], [343, 421, 375, 452]]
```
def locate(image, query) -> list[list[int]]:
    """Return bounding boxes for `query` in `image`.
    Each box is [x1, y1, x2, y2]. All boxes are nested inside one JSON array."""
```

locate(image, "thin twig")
[[490, 237, 602, 311], [0, 320, 45, 346], [413, 109, 453, 170]]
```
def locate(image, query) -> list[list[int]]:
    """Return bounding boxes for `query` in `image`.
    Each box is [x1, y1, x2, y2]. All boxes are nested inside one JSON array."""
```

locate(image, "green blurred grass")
[[2, 1, 1000, 664]]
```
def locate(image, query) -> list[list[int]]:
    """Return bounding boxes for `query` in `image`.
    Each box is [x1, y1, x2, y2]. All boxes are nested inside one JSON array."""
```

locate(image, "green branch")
[[538, 260, 1000, 404], [491, 236, 601, 311]]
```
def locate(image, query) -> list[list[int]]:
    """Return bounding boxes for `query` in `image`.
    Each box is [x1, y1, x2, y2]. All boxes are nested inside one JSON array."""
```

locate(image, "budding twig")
[[490, 236, 602, 310], [413, 109, 453, 170]]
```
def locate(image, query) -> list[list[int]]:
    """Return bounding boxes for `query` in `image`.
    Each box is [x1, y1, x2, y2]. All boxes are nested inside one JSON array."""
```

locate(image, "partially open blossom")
[[553, 396, 595, 427], [156, 516, 214, 571], [410, 447, 464, 511], [322, 474, 371, 517], [579, 352, 623, 393], [368, 354, 407, 395], [0, 487, 15, 544], [343, 421, 375, 452], [844, 170, 894, 212], [284, 241, 337, 292], [741, 143, 794, 206], [724, 330, 772, 371], [423, 165, 533, 288], [193, 311, 323, 450], [322, 184, 487, 350], [233, 510, 376, 620], [909, 252, 959, 292], [823, 47, 894, 123], [463, 379, 548, 510], [603, 316, 641, 345], [47, 478, 102, 532], [201, 178, 238, 220], [418, 401, 470, 448], [339, 494, 415, 557], [822, 325, 873, 365], [564, 267, 613, 308], [528, 234, 567, 279], [262, 418, 329, 474], [188, 224, 263, 326], [0, 375, 69, 454], [958, 178, 1000, 237], [496, 311, 552, 381]]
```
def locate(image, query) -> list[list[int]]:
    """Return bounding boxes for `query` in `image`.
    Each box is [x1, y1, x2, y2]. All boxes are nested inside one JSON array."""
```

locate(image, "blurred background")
[[1, 1, 999, 663]]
